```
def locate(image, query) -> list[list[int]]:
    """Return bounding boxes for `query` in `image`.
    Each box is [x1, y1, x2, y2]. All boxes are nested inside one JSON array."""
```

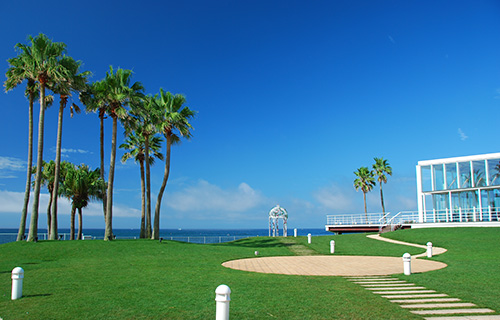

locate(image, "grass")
[[383, 227, 500, 313], [0, 228, 498, 319]]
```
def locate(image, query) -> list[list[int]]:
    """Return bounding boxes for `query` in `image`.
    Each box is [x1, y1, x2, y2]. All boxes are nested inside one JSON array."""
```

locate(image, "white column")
[[426, 242, 433, 258], [416, 165, 424, 223], [485, 159, 490, 186], [403, 253, 411, 275], [478, 189, 483, 221], [11, 267, 24, 300], [215, 285, 231, 320]]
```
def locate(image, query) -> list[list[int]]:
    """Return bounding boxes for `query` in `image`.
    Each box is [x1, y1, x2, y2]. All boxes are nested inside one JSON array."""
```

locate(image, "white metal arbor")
[[269, 205, 288, 237]]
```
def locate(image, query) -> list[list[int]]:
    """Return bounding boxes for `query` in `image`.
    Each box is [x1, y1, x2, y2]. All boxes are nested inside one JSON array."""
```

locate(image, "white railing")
[[420, 207, 499, 223], [163, 236, 249, 244], [326, 213, 386, 225], [327, 207, 500, 229], [1, 234, 250, 244], [388, 211, 419, 225]]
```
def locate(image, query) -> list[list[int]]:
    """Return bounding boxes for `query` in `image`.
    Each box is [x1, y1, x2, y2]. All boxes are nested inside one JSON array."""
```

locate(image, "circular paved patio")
[[223, 235, 449, 276], [222, 255, 447, 276]]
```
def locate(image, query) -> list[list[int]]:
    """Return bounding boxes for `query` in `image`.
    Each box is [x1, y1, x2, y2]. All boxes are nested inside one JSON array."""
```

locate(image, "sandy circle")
[[222, 255, 447, 276]]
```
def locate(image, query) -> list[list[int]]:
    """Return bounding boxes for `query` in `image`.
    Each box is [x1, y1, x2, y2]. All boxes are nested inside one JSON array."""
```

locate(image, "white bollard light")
[[403, 253, 411, 275], [427, 242, 433, 258], [307, 233, 312, 244], [215, 284, 231, 320], [294, 228, 297, 237], [11, 267, 24, 300], [330, 240, 335, 254]]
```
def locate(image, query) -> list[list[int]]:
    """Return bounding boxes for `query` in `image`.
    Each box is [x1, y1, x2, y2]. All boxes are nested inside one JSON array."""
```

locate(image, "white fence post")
[[11, 267, 24, 300], [426, 242, 433, 258], [294, 228, 297, 237], [403, 253, 411, 275], [307, 233, 312, 244], [215, 284, 231, 320], [330, 240, 335, 254]]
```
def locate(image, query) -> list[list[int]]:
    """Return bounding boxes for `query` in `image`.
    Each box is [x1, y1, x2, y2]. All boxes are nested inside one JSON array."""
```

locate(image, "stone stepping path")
[[279, 237, 317, 256], [347, 275, 499, 319]]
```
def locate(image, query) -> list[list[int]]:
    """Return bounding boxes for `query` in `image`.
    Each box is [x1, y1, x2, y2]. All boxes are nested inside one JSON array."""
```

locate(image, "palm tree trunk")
[[70, 204, 76, 240], [77, 207, 83, 240], [380, 183, 385, 214], [27, 84, 46, 242], [50, 98, 66, 240], [99, 109, 107, 221], [104, 115, 117, 241], [152, 135, 171, 240], [139, 159, 146, 239], [17, 91, 34, 241], [46, 191, 52, 236], [380, 183, 386, 223], [145, 133, 152, 239], [363, 191, 368, 223]]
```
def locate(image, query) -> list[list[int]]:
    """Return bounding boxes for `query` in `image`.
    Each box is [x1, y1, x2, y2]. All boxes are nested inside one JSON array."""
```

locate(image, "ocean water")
[[0, 228, 333, 245]]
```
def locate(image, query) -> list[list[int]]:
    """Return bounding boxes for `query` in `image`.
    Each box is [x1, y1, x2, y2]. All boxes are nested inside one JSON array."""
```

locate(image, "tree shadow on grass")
[[217, 238, 288, 248], [22, 293, 52, 298]]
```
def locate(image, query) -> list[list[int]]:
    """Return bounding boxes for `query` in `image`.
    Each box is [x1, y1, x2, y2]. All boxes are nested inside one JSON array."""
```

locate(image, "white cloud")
[[394, 195, 416, 210], [0, 156, 25, 171], [313, 184, 355, 212], [166, 180, 266, 212], [0, 175, 18, 179], [458, 128, 468, 141], [0, 190, 139, 218], [388, 35, 396, 44], [495, 88, 500, 99], [61, 148, 92, 154]]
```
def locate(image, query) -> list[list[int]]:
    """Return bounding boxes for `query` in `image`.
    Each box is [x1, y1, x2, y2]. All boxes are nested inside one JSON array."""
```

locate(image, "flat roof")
[[417, 152, 500, 166]]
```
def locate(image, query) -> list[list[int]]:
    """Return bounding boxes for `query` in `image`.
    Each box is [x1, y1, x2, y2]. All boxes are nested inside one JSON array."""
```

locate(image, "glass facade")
[[421, 165, 432, 192], [487, 159, 500, 186], [417, 153, 500, 223], [445, 163, 457, 189]]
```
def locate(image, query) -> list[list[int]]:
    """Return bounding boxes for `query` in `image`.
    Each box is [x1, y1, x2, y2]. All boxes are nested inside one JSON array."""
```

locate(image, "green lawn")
[[0, 228, 498, 319], [383, 227, 500, 313]]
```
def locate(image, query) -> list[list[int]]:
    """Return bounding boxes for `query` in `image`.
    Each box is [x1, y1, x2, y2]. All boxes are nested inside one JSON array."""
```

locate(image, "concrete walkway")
[[366, 234, 447, 258], [348, 275, 499, 319], [222, 234, 447, 276]]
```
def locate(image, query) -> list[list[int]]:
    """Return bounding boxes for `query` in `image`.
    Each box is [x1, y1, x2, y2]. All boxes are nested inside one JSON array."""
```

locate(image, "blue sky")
[[1, 1, 500, 230]]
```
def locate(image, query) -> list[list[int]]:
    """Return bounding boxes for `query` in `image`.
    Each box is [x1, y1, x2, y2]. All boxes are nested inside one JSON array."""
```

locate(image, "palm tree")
[[153, 89, 196, 239], [127, 95, 160, 238], [81, 83, 107, 222], [354, 166, 376, 222], [120, 131, 163, 238], [48, 56, 90, 240], [96, 66, 144, 241], [15, 34, 68, 242], [372, 157, 392, 220], [4, 50, 38, 241], [61, 164, 104, 240], [36, 160, 56, 234], [30, 160, 71, 236]]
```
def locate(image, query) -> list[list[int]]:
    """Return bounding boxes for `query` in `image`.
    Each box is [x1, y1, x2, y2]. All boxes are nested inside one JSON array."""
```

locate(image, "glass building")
[[416, 153, 500, 223]]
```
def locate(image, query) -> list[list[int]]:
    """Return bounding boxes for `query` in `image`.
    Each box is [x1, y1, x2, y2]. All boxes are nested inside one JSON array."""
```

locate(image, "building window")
[[472, 160, 486, 187], [459, 161, 471, 188], [421, 165, 432, 191], [433, 164, 445, 191], [487, 159, 500, 186], [445, 163, 457, 190]]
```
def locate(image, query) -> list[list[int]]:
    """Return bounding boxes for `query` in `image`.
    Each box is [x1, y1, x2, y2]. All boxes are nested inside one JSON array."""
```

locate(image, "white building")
[[416, 152, 500, 223]]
